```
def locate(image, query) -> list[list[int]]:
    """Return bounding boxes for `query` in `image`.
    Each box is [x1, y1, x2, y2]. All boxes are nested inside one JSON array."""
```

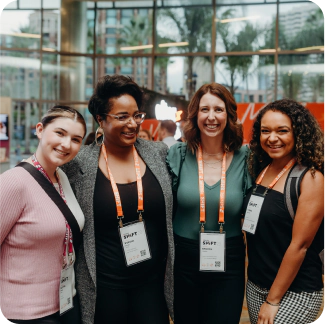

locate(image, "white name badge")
[[199, 232, 226, 272], [119, 220, 151, 266], [242, 194, 265, 234], [59, 266, 73, 315]]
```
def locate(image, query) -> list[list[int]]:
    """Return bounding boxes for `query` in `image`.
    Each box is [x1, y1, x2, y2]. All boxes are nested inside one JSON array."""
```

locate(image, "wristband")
[[265, 299, 280, 306]]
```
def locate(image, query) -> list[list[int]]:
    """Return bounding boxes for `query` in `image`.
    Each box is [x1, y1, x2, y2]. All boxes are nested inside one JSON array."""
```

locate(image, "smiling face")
[[260, 110, 295, 163], [99, 94, 140, 148], [36, 117, 85, 168], [197, 92, 227, 140]]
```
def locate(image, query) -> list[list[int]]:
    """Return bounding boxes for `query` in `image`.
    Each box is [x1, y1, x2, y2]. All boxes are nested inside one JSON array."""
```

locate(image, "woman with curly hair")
[[167, 83, 251, 323], [243, 98, 324, 324]]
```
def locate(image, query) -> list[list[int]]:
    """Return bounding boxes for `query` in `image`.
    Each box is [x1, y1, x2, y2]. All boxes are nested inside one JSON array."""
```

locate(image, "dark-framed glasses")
[[105, 112, 146, 125]]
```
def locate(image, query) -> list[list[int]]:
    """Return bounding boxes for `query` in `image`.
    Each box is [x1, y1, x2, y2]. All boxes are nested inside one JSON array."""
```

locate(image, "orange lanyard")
[[101, 145, 144, 227], [255, 158, 296, 195], [197, 145, 227, 233]]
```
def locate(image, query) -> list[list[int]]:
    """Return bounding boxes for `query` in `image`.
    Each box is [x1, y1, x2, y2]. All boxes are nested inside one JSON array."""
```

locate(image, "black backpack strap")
[[284, 163, 308, 220], [17, 162, 81, 250]]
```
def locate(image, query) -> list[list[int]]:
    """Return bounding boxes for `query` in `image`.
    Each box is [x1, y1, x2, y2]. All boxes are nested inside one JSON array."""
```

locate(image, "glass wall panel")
[[0, 51, 40, 99], [277, 54, 324, 102], [43, 0, 60, 9], [97, 57, 152, 88], [216, 4, 276, 53], [3, 2, 18, 9], [42, 10, 59, 51], [159, 0, 212, 6], [96, 8, 153, 54], [20, 0, 41, 9], [115, 1, 154, 8], [215, 55, 275, 102], [11, 100, 40, 156], [43, 55, 88, 101], [279, 2, 323, 51], [0, 10, 41, 49], [154, 56, 212, 100], [156, 6, 212, 54]]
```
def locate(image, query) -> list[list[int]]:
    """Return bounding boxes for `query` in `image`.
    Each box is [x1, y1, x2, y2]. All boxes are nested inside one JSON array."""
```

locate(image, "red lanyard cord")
[[254, 158, 296, 195], [101, 145, 144, 227], [31, 154, 73, 266], [197, 145, 227, 233]]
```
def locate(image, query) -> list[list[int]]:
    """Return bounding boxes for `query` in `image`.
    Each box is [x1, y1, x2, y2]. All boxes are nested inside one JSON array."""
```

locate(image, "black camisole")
[[94, 166, 168, 289], [244, 185, 323, 293]]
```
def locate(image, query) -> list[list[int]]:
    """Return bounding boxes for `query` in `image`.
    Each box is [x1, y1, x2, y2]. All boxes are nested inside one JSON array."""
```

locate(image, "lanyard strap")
[[255, 158, 296, 194], [101, 145, 144, 226], [31, 155, 73, 265], [197, 145, 227, 232]]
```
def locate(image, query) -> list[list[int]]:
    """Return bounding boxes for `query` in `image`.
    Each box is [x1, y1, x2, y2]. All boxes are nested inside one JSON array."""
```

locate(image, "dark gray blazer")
[[62, 138, 174, 324]]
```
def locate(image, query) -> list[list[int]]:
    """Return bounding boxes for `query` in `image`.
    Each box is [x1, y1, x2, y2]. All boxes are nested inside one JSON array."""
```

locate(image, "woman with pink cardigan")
[[0, 106, 86, 324]]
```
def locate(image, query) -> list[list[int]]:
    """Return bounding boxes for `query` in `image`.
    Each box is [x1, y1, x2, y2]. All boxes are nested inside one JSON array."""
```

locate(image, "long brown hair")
[[183, 83, 243, 153]]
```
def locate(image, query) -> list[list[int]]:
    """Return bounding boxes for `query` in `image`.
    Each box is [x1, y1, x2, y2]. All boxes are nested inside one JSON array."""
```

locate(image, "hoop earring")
[[95, 127, 104, 147]]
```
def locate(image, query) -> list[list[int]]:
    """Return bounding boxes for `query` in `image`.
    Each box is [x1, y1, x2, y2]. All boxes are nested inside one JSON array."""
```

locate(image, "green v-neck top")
[[167, 143, 252, 240]]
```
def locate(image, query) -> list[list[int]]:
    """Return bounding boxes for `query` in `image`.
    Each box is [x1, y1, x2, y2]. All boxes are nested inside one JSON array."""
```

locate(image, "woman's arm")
[[257, 170, 324, 324], [0, 170, 24, 244]]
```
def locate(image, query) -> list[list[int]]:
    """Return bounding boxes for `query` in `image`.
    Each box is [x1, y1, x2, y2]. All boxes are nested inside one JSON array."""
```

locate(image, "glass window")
[[115, 1, 154, 8], [156, 6, 212, 54], [11, 101, 40, 157], [0, 10, 41, 49], [42, 10, 59, 51], [43, 0, 60, 9], [42, 54, 90, 102], [97, 9, 153, 54], [154, 56, 212, 100], [159, 0, 212, 6], [216, 4, 276, 53], [215, 55, 275, 103], [278, 2, 324, 51], [277, 54, 324, 102], [20, 0, 41, 9], [0, 51, 40, 99], [3, 1, 17, 9], [97, 57, 152, 88]]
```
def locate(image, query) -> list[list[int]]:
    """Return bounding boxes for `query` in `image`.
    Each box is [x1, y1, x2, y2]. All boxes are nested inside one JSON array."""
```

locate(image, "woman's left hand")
[[257, 302, 279, 324]]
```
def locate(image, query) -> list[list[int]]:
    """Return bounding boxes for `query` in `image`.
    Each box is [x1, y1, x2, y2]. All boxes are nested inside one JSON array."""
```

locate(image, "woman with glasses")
[[166, 83, 251, 324], [61, 75, 174, 324]]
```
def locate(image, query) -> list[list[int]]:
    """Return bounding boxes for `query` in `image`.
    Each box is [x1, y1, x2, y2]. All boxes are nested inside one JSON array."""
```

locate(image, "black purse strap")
[[17, 162, 81, 250]]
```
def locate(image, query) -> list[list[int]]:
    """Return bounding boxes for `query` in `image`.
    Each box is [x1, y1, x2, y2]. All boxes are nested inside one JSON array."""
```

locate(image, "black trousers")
[[8, 294, 81, 324], [94, 276, 169, 324], [174, 234, 245, 324]]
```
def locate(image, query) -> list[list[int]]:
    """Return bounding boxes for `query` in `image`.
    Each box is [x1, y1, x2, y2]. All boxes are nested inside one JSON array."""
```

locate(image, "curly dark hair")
[[88, 74, 143, 123], [248, 98, 324, 179], [183, 83, 243, 153]]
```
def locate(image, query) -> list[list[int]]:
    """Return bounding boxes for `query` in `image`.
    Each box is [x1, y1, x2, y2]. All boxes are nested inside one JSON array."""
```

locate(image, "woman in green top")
[[167, 83, 251, 324]]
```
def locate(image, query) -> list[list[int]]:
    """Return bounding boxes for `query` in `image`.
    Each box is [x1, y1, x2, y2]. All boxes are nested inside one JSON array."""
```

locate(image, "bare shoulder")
[[300, 169, 324, 194]]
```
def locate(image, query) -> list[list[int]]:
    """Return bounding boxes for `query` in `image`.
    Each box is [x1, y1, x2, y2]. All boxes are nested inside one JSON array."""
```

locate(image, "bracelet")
[[265, 299, 280, 307]]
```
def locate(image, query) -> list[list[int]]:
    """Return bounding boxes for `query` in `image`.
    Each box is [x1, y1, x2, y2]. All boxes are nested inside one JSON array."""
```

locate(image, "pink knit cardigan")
[[0, 167, 83, 320]]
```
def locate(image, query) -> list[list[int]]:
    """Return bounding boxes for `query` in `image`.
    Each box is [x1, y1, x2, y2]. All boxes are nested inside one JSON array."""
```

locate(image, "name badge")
[[242, 194, 265, 234], [119, 220, 151, 266], [59, 266, 73, 315], [199, 232, 226, 272]]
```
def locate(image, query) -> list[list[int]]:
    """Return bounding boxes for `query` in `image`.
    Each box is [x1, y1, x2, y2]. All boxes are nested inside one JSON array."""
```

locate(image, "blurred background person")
[[138, 129, 152, 141], [158, 120, 178, 148]]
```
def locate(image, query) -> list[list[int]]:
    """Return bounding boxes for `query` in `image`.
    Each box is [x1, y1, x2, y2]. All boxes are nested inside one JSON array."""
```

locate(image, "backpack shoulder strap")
[[284, 163, 309, 220]]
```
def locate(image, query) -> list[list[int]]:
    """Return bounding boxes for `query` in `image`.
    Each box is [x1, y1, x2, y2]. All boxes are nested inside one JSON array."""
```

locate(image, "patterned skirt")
[[246, 280, 323, 324]]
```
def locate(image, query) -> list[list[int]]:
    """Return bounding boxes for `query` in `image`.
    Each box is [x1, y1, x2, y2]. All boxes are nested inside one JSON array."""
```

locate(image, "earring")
[[95, 126, 104, 147]]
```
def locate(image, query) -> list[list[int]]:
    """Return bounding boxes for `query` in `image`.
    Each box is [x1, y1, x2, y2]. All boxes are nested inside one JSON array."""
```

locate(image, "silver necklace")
[[203, 163, 220, 169], [203, 159, 222, 164], [203, 150, 223, 156]]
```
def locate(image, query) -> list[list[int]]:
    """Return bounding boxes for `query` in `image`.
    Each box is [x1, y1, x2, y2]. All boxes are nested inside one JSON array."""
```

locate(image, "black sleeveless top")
[[94, 166, 168, 289], [244, 185, 323, 293]]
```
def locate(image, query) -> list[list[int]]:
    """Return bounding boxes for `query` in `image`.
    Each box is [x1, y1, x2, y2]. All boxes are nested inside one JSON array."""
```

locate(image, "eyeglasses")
[[105, 112, 146, 125]]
